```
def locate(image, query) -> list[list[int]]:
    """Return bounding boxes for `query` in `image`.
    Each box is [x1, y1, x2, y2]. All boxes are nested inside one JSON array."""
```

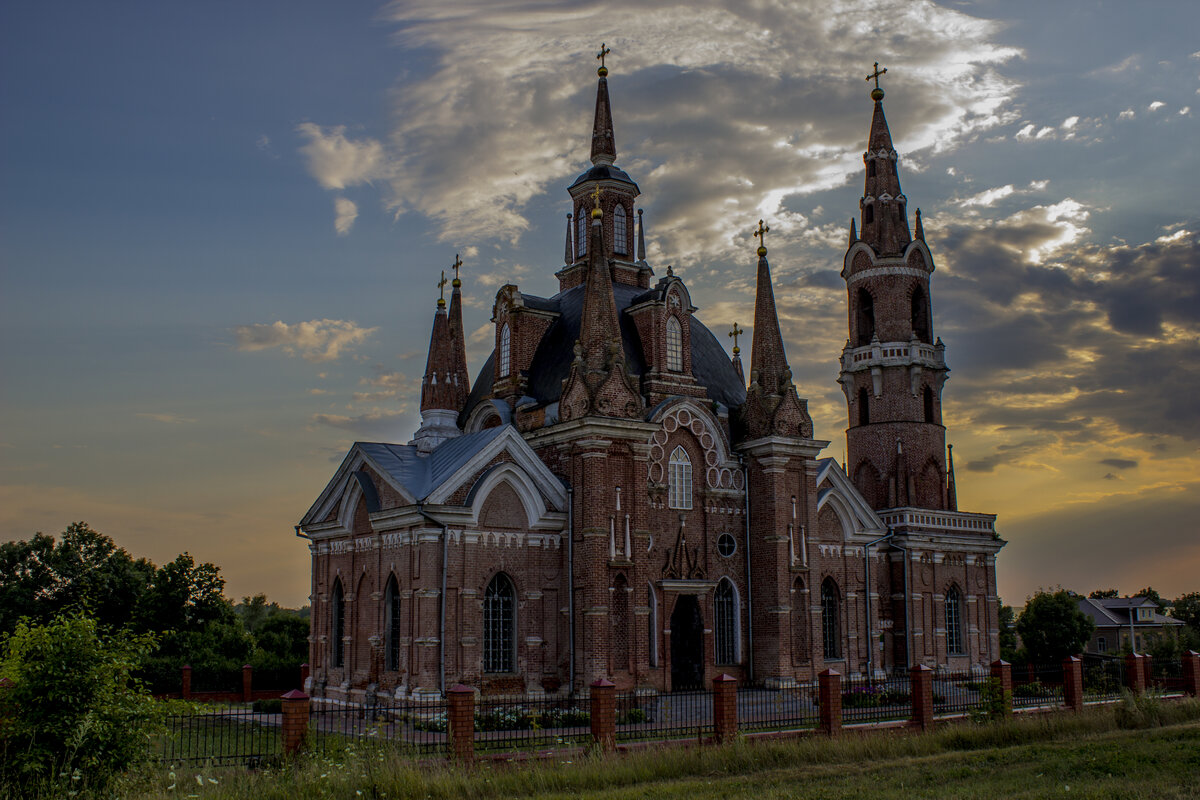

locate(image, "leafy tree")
[[1171, 592, 1200, 632], [1133, 586, 1165, 610], [998, 604, 1019, 662], [1089, 588, 1120, 599], [1016, 589, 1095, 664], [0, 615, 158, 796]]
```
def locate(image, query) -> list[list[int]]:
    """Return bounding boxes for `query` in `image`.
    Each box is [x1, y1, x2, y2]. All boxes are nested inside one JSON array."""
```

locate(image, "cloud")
[[1099, 458, 1138, 470], [233, 319, 377, 362], [1148, 101, 1165, 111], [1118, 108, 1136, 120], [136, 412, 196, 424], [334, 196, 358, 235], [311, 410, 411, 440], [296, 123, 388, 191]]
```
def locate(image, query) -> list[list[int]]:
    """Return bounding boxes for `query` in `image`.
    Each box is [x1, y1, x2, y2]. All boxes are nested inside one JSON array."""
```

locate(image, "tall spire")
[[447, 254, 470, 411], [564, 213, 574, 265], [729, 322, 745, 384], [414, 266, 465, 452], [591, 43, 616, 166], [748, 221, 789, 396], [859, 63, 911, 255], [636, 208, 646, 262]]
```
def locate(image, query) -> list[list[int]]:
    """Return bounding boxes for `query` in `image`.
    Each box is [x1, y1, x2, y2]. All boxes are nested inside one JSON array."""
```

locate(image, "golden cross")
[[866, 61, 887, 89], [437, 270, 447, 300], [753, 219, 769, 250], [596, 43, 611, 69], [452, 253, 462, 282], [728, 322, 743, 354], [591, 183, 603, 210]]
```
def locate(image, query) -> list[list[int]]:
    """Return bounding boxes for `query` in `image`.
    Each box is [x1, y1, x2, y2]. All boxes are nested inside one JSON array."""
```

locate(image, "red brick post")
[[1062, 657, 1083, 712], [990, 659, 1013, 717], [712, 674, 738, 743], [1125, 653, 1145, 694], [446, 684, 476, 762], [242, 664, 253, 703], [909, 664, 934, 731], [181, 665, 192, 700], [1182, 651, 1200, 697], [280, 689, 309, 756], [1143, 654, 1155, 689], [299, 662, 310, 690], [590, 679, 616, 750], [818, 669, 841, 737]]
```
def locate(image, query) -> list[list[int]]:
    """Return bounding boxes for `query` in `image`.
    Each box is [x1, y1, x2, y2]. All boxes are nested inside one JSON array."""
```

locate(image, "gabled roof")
[[1077, 597, 1184, 628], [815, 457, 886, 540]]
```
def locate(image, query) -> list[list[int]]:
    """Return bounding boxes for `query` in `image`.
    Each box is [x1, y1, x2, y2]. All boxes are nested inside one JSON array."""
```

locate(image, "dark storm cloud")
[[1099, 458, 1138, 469]]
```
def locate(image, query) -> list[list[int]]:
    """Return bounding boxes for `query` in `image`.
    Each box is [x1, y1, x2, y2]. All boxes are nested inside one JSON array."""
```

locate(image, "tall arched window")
[[483, 573, 516, 673], [856, 288, 875, 346], [498, 324, 511, 378], [923, 386, 935, 424], [946, 585, 964, 655], [911, 287, 930, 343], [714, 579, 738, 664], [577, 213, 587, 257], [668, 446, 692, 510], [821, 578, 841, 660], [384, 575, 401, 672], [864, 203, 874, 225], [858, 387, 870, 426], [331, 578, 345, 669], [613, 205, 628, 255], [665, 317, 683, 372]]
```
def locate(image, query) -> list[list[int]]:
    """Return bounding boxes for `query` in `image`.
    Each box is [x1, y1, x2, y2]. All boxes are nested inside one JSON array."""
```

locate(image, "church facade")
[[298, 59, 1004, 700]]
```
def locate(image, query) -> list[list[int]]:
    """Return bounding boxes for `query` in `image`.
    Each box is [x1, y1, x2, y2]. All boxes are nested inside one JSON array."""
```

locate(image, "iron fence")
[[931, 669, 984, 717], [308, 696, 448, 757], [615, 689, 713, 742], [156, 707, 282, 766], [738, 685, 819, 732], [1012, 663, 1064, 709], [840, 673, 914, 724], [471, 694, 593, 752], [1083, 654, 1125, 702]]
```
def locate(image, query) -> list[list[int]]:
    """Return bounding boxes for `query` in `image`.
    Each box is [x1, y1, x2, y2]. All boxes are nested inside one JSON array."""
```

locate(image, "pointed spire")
[[729, 322, 744, 384], [577, 201, 621, 371], [590, 43, 616, 166], [860, 63, 911, 255], [748, 220, 790, 396], [565, 213, 574, 265], [946, 444, 958, 511], [914, 208, 924, 241], [636, 208, 646, 262], [447, 253, 470, 410], [849, 218, 858, 245]]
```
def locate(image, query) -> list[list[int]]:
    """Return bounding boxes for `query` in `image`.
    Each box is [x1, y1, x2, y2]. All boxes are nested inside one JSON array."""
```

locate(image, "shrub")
[[841, 684, 910, 708], [969, 678, 1009, 723], [252, 699, 283, 713], [0, 615, 158, 797]]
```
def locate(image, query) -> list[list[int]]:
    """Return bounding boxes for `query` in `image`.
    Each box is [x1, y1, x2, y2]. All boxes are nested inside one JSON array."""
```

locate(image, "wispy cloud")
[[233, 319, 377, 362], [136, 412, 196, 424], [296, 123, 389, 190], [333, 196, 358, 235]]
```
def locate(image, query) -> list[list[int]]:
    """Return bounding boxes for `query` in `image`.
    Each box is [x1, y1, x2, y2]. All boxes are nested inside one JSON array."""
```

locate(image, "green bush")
[[251, 699, 283, 713], [0, 615, 158, 797]]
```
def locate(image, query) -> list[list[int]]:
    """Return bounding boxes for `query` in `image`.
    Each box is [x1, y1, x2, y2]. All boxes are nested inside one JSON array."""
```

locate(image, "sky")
[[2, 0, 1198, 610]]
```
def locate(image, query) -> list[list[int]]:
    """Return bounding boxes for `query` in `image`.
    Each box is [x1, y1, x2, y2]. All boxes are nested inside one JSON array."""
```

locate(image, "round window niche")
[[717, 533, 737, 558]]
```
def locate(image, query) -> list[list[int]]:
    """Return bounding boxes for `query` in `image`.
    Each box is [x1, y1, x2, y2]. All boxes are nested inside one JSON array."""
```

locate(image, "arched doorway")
[[670, 595, 704, 691]]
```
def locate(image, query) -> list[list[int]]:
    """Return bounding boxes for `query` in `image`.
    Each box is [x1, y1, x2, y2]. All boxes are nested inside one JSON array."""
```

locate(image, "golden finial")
[[753, 219, 770, 257], [437, 270, 448, 308], [866, 61, 887, 101], [596, 43, 611, 77], [729, 322, 743, 356], [451, 253, 463, 288], [590, 184, 603, 218]]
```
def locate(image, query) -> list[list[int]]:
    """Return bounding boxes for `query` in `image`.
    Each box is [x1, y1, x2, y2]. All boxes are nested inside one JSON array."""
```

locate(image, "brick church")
[[298, 56, 1005, 700]]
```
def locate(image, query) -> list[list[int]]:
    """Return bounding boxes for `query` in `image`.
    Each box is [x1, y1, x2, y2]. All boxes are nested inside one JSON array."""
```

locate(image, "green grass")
[[36, 696, 1200, 799]]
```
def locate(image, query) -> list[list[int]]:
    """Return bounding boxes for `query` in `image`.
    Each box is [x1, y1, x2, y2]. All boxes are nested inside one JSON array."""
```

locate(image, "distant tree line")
[[0, 521, 308, 693]]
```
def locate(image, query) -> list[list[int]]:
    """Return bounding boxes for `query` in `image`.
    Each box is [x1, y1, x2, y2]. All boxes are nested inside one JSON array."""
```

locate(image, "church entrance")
[[670, 595, 704, 691]]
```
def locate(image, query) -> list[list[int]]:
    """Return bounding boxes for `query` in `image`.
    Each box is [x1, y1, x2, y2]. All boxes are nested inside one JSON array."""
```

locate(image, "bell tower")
[[840, 66, 952, 512]]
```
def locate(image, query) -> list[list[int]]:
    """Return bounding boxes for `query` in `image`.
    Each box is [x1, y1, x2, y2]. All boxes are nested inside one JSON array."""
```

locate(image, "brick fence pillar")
[[1125, 653, 1145, 694], [181, 665, 192, 700], [1143, 654, 1154, 689], [1182, 651, 1200, 697], [280, 689, 309, 756], [446, 684, 476, 762], [1062, 656, 1083, 712], [590, 679, 616, 750], [300, 662, 310, 691], [909, 664, 934, 731], [712, 674, 738, 744], [818, 669, 841, 737], [990, 659, 1013, 717], [242, 664, 254, 703]]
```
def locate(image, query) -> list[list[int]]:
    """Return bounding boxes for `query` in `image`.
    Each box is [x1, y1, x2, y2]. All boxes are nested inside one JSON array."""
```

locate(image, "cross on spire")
[[596, 42, 611, 70], [866, 61, 887, 89], [753, 219, 770, 255], [437, 270, 447, 305], [729, 321, 743, 355], [451, 253, 462, 287]]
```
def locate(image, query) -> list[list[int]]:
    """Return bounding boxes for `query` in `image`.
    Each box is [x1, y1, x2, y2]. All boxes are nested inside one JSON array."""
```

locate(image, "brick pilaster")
[[1062, 657, 1083, 712], [712, 674, 738, 743], [446, 684, 476, 762], [909, 664, 933, 731], [1125, 653, 1145, 694], [181, 665, 192, 700], [818, 669, 841, 736], [280, 689, 309, 756], [1182, 651, 1200, 697], [242, 664, 254, 703], [300, 662, 310, 691], [590, 679, 616, 750], [990, 659, 1012, 717]]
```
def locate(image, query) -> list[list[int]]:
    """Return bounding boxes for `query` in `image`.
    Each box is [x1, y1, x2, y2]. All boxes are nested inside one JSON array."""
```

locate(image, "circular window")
[[717, 533, 737, 557]]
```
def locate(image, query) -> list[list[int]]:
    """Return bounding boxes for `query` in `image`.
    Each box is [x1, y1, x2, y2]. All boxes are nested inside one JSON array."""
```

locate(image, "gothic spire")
[[413, 267, 465, 452], [748, 221, 789, 396], [859, 64, 911, 255], [591, 43, 616, 166], [577, 192, 620, 371], [564, 213, 574, 265], [447, 254, 470, 410], [946, 443, 958, 511]]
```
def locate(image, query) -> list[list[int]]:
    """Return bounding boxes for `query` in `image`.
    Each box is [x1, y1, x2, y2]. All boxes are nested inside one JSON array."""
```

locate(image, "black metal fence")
[[1012, 663, 1064, 709], [616, 689, 713, 742], [471, 694, 594, 751], [157, 706, 283, 766], [840, 673, 914, 724], [308, 696, 448, 757], [1083, 654, 1125, 702], [739, 685, 819, 732]]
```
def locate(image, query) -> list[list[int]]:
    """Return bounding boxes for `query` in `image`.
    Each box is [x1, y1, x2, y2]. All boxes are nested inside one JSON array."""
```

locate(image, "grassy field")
[[106, 697, 1200, 799]]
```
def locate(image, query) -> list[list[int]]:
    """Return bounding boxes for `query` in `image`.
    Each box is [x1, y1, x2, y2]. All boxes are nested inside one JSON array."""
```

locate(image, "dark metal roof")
[[357, 427, 507, 501], [460, 280, 747, 425], [568, 164, 639, 192]]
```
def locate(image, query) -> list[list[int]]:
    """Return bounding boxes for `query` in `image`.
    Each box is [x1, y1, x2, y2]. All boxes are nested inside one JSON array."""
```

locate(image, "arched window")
[[577, 212, 587, 257], [856, 288, 875, 346], [715, 579, 738, 664], [911, 287, 930, 343], [331, 578, 345, 669], [667, 446, 692, 510], [665, 316, 683, 372], [821, 578, 841, 660], [613, 205, 628, 255], [946, 586, 964, 655], [923, 386, 935, 424], [864, 203, 874, 225], [647, 582, 658, 667], [384, 575, 401, 672], [498, 324, 511, 378], [483, 573, 516, 673], [858, 387, 870, 426]]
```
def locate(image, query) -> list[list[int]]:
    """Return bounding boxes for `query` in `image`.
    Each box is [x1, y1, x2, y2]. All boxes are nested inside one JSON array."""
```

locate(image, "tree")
[[1133, 586, 1164, 609], [1016, 589, 1095, 664], [1171, 592, 1200, 632], [1089, 588, 1120, 599], [0, 615, 158, 796], [998, 604, 1019, 662]]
